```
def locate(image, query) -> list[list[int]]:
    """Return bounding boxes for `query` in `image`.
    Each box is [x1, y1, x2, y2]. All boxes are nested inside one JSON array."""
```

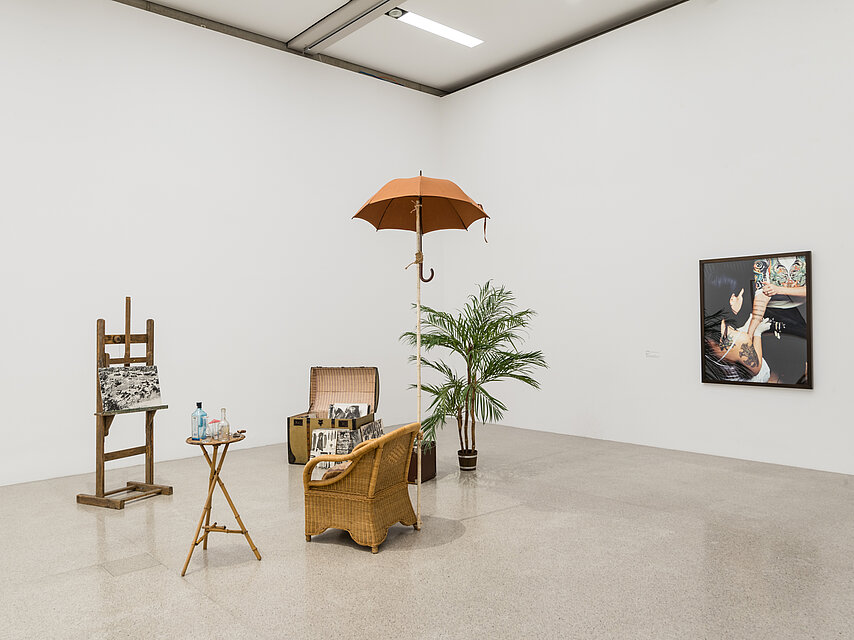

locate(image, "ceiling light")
[[387, 9, 483, 48]]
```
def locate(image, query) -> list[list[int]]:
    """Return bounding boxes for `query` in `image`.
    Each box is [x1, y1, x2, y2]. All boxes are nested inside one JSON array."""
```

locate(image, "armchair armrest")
[[303, 447, 369, 489]]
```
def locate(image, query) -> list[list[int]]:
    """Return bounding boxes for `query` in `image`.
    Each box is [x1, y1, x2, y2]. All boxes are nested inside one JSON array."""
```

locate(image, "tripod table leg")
[[213, 453, 261, 561], [202, 446, 218, 550], [181, 445, 220, 577]]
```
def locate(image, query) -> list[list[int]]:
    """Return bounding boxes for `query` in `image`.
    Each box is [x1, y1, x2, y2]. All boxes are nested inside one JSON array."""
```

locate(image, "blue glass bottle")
[[191, 402, 208, 440]]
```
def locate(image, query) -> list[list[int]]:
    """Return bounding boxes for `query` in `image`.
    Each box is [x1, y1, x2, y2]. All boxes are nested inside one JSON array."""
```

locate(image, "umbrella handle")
[[419, 262, 434, 283]]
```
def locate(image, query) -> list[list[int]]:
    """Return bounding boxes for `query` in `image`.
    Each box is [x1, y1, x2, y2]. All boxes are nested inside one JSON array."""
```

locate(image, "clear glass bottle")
[[191, 402, 208, 440], [219, 408, 230, 440]]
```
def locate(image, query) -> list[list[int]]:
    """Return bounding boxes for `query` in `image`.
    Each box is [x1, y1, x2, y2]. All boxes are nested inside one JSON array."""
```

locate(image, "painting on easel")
[[99, 365, 163, 413]]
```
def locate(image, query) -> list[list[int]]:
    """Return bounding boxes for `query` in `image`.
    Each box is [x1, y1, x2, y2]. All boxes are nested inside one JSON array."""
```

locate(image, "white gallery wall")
[[3, 0, 854, 486], [437, 0, 854, 475], [0, 0, 442, 485]]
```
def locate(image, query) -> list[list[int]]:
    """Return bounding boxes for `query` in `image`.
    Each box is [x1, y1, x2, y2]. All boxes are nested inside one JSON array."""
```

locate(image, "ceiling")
[[127, 0, 686, 95]]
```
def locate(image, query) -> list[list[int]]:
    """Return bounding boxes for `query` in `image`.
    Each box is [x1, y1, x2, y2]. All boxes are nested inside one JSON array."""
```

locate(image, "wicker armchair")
[[303, 422, 419, 553]]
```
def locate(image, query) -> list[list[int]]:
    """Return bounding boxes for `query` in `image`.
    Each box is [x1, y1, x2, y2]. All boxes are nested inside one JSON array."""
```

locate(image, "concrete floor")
[[1, 424, 852, 639]]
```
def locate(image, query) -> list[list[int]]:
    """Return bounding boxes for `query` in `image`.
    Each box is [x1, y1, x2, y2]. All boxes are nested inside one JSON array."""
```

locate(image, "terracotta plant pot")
[[458, 449, 478, 471], [408, 443, 437, 483]]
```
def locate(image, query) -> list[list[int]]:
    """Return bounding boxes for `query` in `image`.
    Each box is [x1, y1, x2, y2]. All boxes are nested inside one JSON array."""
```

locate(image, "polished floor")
[[1, 424, 852, 639]]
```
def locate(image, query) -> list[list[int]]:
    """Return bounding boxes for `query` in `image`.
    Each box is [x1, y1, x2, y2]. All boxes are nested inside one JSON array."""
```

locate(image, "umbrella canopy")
[[354, 175, 488, 233]]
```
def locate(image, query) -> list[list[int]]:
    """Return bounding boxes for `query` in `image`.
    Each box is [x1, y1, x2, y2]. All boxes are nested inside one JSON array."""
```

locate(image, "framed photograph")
[[359, 419, 384, 441], [309, 428, 338, 468], [699, 251, 812, 388], [98, 365, 164, 412], [328, 402, 370, 419]]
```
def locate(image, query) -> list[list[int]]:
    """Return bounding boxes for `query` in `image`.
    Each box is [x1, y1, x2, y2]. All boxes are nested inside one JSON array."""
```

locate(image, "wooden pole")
[[415, 198, 423, 530]]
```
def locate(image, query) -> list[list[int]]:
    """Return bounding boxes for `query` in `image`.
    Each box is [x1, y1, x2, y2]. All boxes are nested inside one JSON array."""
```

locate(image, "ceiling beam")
[[111, 0, 692, 98], [453, 0, 693, 93], [286, 0, 398, 54], [110, 0, 447, 96]]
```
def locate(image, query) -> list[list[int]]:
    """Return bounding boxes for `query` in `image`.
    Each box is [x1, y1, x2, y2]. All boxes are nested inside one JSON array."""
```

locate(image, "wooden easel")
[[76, 297, 173, 509]]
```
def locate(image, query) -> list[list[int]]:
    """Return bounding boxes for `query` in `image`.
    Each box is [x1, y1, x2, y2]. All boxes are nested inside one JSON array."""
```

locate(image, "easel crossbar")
[[104, 446, 147, 461], [104, 333, 148, 344], [105, 356, 149, 365], [78, 481, 173, 509]]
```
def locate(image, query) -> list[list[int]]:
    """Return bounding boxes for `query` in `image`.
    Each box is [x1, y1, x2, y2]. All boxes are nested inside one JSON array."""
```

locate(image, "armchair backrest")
[[368, 422, 419, 496], [304, 422, 419, 497]]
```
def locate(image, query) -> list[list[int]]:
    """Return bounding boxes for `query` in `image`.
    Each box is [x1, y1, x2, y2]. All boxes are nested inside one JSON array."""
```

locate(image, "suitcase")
[[287, 366, 380, 464]]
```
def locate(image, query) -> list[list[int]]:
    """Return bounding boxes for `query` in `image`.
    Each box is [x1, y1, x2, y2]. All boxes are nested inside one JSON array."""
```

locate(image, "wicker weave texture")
[[304, 422, 418, 552], [309, 366, 379, 415]]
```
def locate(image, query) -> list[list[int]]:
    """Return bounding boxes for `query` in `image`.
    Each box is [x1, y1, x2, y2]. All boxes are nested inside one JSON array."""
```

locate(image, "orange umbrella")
[[354, 173, 488, 528], [356, 175, 488, 230]]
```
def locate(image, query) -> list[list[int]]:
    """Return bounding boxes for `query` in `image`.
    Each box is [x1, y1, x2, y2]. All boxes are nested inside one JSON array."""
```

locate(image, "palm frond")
[[401, 281, 547, 447]]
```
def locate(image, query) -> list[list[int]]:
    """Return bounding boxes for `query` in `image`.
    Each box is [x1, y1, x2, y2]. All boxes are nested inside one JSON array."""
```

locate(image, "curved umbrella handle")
[[419, 262, 434, 283]]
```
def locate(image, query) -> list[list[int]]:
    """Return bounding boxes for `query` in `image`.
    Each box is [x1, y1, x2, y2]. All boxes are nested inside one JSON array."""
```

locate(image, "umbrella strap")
[[483, 218, 489, 243], [405, 251, 424, 270]]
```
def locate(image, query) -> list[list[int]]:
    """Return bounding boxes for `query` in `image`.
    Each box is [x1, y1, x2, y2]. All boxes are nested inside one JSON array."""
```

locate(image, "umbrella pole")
[[415, 198, 423, 531]]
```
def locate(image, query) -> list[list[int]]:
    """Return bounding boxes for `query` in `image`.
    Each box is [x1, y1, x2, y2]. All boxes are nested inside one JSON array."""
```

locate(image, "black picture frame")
[[699, 251, 812, 389]]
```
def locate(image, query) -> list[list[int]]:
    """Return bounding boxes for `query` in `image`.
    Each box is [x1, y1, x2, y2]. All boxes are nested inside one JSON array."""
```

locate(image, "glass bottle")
[[191, 402, 208, 440], [190, 402, 205, 440], [201, 404, 208, 439], [219, 408, 230, 440]]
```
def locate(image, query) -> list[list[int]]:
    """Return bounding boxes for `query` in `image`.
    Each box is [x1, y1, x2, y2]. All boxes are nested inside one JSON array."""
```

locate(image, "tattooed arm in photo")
[[719, 319, 766, 377], [762, 283, 806, 298], [746, 289, 772, 340], [736, 339, 761, 375]]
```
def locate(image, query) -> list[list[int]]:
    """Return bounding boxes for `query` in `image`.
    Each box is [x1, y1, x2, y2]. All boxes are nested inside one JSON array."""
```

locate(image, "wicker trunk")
[[287, 366, 380, 465]]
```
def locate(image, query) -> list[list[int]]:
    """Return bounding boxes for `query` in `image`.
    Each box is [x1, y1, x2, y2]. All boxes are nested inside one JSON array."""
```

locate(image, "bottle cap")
[[196, 402, 202, 409]]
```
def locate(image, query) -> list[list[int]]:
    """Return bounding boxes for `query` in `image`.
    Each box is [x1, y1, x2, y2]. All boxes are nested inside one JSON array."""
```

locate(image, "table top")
[[186, 433, 245, 446]]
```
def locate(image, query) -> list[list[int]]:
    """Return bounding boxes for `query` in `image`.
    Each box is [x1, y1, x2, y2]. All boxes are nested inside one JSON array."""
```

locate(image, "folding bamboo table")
[[181, 433, 261, 576]]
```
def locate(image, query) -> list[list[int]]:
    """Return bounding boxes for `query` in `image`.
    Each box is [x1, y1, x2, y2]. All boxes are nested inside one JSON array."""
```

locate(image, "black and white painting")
[[328, 403, 370, 419], [359, 419, 384, 442], [310, 428, 340, 469], [335, 430, 362, 455], [99, 365, 163, 412]]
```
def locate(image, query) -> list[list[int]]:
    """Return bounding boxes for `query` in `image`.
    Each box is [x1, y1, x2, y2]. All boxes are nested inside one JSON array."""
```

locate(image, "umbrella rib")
[[375, 198, 395, 230], [449, 198, 469, 230]]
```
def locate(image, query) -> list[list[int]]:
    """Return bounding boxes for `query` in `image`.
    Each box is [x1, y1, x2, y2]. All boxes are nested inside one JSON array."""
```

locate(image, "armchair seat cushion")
[[321, 461, 351, 480]]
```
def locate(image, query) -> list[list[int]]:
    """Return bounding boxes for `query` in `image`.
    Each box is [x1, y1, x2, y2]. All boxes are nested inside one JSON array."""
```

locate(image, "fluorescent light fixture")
[[389, 9, 483, 48]]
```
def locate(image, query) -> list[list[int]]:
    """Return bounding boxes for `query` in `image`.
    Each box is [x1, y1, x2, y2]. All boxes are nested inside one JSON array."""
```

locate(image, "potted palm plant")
[[402, 281, 547, 471]]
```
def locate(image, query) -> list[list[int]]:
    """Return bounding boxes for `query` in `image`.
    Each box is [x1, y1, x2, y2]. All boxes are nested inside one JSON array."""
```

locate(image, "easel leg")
[[95, 416, 105, 497], [145, 410, 154, 485]]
